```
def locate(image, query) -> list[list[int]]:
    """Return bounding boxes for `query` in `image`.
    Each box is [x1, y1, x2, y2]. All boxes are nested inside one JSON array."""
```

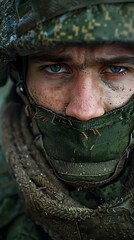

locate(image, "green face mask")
[[29, 95, 134, 187]]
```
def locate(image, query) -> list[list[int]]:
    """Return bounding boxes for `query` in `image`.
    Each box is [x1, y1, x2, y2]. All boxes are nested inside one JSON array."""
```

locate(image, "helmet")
[[0, 0, 134, 86]]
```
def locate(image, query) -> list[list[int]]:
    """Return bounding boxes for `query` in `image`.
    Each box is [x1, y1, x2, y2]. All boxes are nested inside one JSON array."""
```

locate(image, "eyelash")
[[105, 65, 127, 73], [40, 64, 70, 74], [100, 65, 129, 78]]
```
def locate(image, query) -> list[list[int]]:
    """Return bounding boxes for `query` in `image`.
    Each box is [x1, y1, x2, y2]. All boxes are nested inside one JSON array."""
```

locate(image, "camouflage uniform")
[[0, 1, 134, 240]]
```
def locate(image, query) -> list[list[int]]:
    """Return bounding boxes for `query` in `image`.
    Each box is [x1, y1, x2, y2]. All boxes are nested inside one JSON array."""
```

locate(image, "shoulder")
[[0, 146, 22, 237], [0, 146, 51, 240]]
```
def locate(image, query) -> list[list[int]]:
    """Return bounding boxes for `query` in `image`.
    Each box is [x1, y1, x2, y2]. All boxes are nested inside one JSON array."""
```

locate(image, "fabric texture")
[[0, 147, 49, 240], [28, 95, 134, 186], [1, 96, 134, 240]]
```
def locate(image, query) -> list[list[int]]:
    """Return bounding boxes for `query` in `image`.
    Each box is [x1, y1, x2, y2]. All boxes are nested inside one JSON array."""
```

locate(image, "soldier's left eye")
[[106, 65, 126, 73]]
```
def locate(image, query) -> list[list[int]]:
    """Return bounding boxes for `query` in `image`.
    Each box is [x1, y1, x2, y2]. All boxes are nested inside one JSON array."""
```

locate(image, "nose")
[[65, 73, 105, 121]]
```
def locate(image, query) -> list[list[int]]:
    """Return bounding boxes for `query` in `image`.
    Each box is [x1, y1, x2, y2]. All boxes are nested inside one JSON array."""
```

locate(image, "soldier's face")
[[27, 44, 134, 121]]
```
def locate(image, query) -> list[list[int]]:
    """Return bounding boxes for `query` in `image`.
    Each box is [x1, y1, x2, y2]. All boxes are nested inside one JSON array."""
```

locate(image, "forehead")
[[29, 43, 134, 61]]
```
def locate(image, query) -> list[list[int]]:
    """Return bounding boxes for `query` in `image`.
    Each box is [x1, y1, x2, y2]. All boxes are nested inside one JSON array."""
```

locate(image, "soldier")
[[0, 0, 134, 239]]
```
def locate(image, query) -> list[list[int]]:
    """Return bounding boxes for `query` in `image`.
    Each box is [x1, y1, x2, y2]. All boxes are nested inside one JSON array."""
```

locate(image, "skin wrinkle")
[[29, 42, 134, 65], [27, 44, 134, 121]]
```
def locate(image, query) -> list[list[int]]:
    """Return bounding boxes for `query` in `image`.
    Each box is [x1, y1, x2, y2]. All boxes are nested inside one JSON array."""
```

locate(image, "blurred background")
[[0, 79, 12, 143], [0, 79, 12, 110]]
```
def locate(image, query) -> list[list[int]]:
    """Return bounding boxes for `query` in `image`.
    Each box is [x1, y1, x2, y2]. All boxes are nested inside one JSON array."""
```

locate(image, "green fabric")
[[70, 165, 129, 209], [9, 3, 134, 53], [31, 95, 134, 185], [6, 215, 47, 240]]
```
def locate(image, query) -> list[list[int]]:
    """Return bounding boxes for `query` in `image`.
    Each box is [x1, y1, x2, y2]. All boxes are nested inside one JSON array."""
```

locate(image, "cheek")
[[103, 79, 134, 110], [116, 78, 134, 101], [26, 76, 70, 113]]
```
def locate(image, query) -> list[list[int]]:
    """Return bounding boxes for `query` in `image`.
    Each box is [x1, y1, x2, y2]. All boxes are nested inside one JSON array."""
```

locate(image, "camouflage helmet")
[[0, 0, 134, 86]]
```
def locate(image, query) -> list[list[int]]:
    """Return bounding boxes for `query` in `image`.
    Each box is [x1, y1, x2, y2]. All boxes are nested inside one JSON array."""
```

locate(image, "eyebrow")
[[96, 56, 134, 65], [30, 54, 134, 66], [30, 54, 72, 63]]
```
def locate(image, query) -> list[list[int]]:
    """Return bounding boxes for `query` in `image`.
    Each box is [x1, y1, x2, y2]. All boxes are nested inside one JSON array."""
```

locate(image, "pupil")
[[50, 65, 61, 72], [110, 66, 122, 73]]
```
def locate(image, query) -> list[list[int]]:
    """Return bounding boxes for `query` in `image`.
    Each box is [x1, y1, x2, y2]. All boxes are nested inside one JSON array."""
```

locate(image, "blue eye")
[[45, 64, 67, 73], [108, 65, 125, 73]]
